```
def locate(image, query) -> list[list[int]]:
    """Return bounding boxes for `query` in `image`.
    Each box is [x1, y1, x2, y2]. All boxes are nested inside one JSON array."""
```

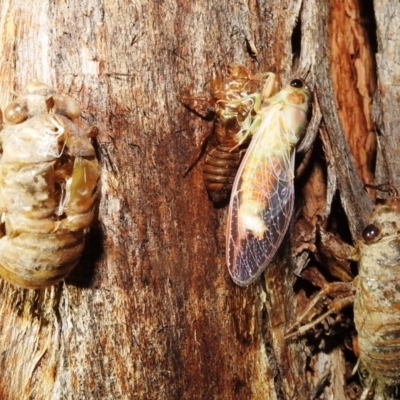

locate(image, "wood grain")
[[0, 0, 395, 398]]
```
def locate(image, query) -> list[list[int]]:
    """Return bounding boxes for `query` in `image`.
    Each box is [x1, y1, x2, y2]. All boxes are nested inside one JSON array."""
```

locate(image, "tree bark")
[[0, 0, 395, 399]]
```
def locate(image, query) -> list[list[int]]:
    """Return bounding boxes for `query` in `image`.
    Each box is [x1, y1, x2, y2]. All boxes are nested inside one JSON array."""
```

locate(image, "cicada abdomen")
[[354, 196, 400, 388], [227, 75, 310, 286], [203, 65, 271, 205], [0, 82, 100, 289]]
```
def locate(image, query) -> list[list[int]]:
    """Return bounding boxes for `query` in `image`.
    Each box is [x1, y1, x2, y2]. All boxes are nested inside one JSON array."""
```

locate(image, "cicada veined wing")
[[226, 76, 310, 286]]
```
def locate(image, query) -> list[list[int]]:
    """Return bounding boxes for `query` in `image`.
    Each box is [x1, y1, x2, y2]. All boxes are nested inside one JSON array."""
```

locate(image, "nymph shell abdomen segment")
[[0, 231, 85, 289], [0, 161, 58, 220]]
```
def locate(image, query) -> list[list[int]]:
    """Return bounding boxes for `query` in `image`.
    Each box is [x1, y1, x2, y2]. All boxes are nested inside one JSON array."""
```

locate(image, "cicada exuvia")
[[226, 74, 310, 286], [353, 193, 400, 396], [0, 82, 100, 289], [203, 65, 273, 205], [286, 188, 400, 398]]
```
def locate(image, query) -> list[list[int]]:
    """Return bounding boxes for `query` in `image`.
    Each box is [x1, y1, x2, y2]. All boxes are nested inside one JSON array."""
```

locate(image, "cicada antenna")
[[364, 183, 399, 199]]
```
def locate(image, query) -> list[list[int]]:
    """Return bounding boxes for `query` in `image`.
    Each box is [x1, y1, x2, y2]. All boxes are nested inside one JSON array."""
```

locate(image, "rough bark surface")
[[0, 0, 395, 399]]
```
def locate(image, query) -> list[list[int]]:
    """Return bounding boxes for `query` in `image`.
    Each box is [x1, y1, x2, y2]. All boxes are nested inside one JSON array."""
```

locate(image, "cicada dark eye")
[[290, 79, 304, 88], [362, 224, 381, 242]]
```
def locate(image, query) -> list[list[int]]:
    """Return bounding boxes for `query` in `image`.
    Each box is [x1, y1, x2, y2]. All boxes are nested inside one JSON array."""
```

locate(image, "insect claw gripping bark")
[[285, 281, 355, 340], [226, 74, 311, 286], [0, 82, 100, 289]]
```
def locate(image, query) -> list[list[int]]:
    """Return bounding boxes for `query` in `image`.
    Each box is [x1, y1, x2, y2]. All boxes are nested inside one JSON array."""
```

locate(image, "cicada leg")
[[227, 93, 262, 152], [183, 129, 214, 177], [260, 71, 279, 99], [61, 157, 100, 230], [285, 281, 355, 339]]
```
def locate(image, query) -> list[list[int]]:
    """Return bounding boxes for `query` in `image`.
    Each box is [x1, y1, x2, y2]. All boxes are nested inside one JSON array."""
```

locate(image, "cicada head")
[[8, 82, 57, 118], [278, 78, 311, 144], [284, 78, 311, 113], [4, 82, 82, 124], [360, 184, 400, 243], [357, 202, 400, 281], [262, 76, 310, 111], [361, 203, 400, 243], [23, 82, 55, 96]]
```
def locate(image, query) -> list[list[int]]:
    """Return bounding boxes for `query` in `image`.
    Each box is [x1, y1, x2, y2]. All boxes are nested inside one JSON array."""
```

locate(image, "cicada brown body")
[[0, 82, 100, 289], [202, 65, 270, 205], [354, 195, 400, 389]]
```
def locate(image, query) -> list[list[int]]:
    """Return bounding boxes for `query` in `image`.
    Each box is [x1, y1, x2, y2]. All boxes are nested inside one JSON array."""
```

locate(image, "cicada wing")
[[226, 113, 296, 286]]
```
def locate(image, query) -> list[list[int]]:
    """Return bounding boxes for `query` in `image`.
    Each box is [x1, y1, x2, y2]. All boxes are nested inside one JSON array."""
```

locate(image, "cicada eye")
[[362, 224, 381, 242], [4, 101, 28, 124], [290, 79, 304, 88]]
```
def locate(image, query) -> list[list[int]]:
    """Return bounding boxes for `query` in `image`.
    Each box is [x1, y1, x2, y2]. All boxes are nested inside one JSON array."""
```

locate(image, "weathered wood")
[[373, 0, 400, 189], [0, 0, 395, 399]]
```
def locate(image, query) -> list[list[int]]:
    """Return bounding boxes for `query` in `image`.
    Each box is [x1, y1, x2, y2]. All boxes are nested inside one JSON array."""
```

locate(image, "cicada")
[[0, 82, 100, 289], [226, 74, 311, 286], [353, 193, 400, 395]]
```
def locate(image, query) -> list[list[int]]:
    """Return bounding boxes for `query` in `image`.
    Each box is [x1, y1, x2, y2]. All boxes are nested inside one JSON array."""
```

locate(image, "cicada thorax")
[[202, 65, 263, 205], [354, 199, 400, 386], [0, 82, 100, 289]]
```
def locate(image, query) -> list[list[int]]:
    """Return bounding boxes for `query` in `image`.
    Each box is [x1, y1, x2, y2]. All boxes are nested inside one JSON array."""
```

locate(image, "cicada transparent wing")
[[226, 78, 310, 286]]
